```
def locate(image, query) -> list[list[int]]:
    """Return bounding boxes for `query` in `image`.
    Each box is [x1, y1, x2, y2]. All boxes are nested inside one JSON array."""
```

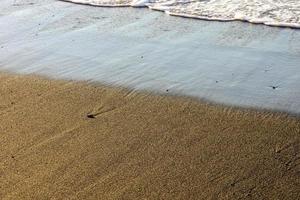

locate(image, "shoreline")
[[1, 72, 299, 199], [4, 70, 300, 118], [2, 0, 300, 115]]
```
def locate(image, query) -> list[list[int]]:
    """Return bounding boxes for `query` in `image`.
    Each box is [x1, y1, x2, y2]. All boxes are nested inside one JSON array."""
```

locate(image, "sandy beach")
[[0, 73, 299, 199], [1, 0, 300, 199]]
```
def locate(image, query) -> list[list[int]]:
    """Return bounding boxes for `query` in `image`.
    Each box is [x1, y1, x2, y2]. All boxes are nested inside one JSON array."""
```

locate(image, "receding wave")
[[60, 0, 300, 28]]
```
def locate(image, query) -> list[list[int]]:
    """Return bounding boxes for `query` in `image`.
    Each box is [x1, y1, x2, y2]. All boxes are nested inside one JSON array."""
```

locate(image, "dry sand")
[[0, 73, 299, 199]]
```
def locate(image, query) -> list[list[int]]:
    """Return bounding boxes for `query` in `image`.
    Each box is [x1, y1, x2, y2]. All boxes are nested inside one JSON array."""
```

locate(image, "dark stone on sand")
[[87, 114, 95, 119]]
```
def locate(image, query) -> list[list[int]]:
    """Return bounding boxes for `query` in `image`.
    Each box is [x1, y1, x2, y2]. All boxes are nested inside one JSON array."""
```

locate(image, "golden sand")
[[0, 73, 299, 199]]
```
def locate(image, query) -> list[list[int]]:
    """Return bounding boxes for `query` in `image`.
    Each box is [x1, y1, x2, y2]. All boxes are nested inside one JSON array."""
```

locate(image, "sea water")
[[62, 0, 300, 28], [1, 0, 300, 114]]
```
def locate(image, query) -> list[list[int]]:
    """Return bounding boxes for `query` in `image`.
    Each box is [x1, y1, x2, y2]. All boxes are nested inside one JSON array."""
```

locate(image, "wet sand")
[[0, 73, 299, 199]]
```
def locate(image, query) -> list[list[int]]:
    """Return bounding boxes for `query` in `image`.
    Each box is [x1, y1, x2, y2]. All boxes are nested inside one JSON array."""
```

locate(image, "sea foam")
[[60, 0, 300, 28]]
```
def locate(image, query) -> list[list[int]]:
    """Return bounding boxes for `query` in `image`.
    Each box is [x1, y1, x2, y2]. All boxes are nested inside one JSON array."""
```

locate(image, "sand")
[[0, 73, 299, 199]]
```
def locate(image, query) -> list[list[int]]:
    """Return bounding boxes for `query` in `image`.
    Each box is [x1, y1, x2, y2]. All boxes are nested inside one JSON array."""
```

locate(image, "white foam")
[[61, 0, 300, 28]]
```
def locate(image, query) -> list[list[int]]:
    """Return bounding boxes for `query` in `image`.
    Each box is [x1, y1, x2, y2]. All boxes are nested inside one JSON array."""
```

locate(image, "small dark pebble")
[[0, 46, 3, 48], [11, 102, 14, 105], [87, 114, 95, 119], [216, 81, 219, 83], [166, 89, 169, 92], [11, 155, 14, 159], [141, 56, 143, 58], [270, 86, 279, 90]]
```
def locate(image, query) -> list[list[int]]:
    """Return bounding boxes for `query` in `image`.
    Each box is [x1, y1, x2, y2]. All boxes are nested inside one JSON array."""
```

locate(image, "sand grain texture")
[[0, 73, 299, 199]]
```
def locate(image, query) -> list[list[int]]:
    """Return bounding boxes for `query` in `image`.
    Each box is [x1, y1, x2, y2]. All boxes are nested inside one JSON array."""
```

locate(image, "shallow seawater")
[[63, 0, 300, 28], [0, 0, 300, 113]]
